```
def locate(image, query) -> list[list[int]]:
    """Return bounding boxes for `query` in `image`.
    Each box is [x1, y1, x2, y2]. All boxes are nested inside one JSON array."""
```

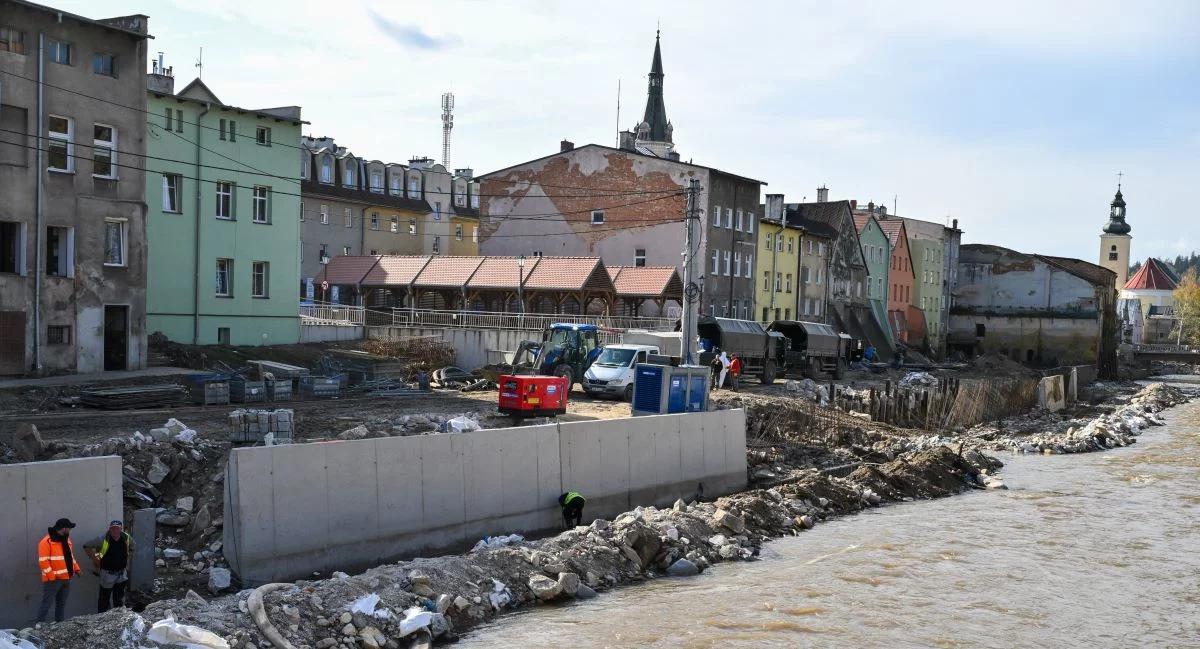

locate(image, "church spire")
[[639, 30, 671, 145]]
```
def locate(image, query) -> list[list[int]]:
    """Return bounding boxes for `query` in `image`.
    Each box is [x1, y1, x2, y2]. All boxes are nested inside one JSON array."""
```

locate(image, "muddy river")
[[460, 384, 1200, 648]]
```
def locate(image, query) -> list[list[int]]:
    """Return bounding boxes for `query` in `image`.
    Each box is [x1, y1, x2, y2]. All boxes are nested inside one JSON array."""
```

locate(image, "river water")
[[460, 385, 1200, 648]]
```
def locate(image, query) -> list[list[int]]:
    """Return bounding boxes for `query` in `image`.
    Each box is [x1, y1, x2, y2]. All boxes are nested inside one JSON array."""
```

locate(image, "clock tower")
[[1098, 185, 1132, 288]]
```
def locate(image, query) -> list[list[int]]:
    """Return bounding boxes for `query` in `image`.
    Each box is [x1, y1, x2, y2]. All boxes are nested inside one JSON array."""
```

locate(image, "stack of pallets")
[[79, 384, 187, 410]]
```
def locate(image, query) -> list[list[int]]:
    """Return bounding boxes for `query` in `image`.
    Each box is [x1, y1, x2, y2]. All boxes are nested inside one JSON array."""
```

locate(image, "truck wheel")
[[623, 384, 634, 402], [834, 359, 845, 380], [761, 360, 776, 385], [554, 365, 574, 389]]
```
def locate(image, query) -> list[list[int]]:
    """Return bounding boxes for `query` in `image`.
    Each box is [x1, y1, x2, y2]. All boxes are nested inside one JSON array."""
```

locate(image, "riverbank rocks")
[[666, 558, 700, 577], [713, 509, 745, 534], [528, 574, 562, 600]]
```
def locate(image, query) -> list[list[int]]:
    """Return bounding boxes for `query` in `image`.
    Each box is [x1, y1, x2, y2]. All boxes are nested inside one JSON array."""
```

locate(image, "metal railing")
[[388, 308, 676, 332], [299, 304, 365, 326], [1132, 343, 1200, 354]]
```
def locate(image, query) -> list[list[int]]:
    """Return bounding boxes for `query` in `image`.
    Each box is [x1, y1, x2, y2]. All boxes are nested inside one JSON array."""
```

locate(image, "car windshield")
[[595, 348, 637, 367]]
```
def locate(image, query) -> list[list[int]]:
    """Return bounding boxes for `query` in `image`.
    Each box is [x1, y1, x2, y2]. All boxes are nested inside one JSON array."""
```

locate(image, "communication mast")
[[441, 92, 455, 167]]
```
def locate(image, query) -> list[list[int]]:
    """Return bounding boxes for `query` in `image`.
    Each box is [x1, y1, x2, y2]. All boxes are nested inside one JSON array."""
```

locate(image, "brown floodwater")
[[458, 382, 1200, 648]]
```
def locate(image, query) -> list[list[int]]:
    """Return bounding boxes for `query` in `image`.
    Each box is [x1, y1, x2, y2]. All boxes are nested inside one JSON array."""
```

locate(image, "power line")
[[0, 67, 698, 195], [0, 126, 686, 199]]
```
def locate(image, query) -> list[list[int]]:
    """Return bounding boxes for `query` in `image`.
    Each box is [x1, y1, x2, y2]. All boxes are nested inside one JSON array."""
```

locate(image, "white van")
[[583, 344, 659, 401]]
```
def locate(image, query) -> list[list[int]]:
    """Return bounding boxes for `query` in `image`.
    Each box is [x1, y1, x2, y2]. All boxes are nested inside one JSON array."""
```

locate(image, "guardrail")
[[299, 305, 366, 326], [388, 309, 676, 331], [1132, 344, 1200, 354]]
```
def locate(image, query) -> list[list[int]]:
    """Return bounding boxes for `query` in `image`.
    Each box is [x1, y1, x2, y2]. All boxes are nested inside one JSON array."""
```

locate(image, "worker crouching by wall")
[[559, 491, 586, 528]]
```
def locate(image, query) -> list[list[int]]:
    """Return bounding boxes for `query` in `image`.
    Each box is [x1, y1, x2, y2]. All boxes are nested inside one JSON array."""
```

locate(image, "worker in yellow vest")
[[84, 520, 135, 613], [559, 491, 586, 528], [36, 517, 81, 623]]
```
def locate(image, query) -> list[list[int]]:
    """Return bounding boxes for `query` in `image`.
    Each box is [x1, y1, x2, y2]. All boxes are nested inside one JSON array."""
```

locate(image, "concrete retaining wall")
[[300, 325, 365, 343], [0, 456, 124, 628], [224, 410, 747, 585]]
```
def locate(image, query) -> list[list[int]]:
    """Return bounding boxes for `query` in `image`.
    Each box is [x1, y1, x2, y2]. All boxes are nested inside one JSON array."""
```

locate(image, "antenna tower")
[[441, 92, 455, 167]]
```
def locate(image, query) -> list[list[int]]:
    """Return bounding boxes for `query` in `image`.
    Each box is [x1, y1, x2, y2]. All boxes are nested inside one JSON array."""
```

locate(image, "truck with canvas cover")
[[696, 316, 786, 384], [768, 320, 848, 378]]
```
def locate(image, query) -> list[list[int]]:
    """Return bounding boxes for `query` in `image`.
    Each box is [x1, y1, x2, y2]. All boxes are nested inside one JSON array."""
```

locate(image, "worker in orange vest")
[[36, 517, 82, 623], [729, 353, 743, 392]]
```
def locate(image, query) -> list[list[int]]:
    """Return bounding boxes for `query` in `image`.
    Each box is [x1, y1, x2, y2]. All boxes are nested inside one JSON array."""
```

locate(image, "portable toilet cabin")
[[630, 363, 709, 416]]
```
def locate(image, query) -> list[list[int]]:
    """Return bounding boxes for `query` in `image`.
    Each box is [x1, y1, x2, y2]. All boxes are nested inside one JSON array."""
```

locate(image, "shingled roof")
[[467, 257, 534, 289], [607, 266, 683, 298], [412, 257, 486, 289], [360, 256, 431, 286], [1124, 258, 1179, 291], [315, 255, 381, 285], [523, 257, 612, 291]]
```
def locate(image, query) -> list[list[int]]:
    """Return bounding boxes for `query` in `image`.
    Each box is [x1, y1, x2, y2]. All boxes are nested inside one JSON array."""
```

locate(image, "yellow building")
[[361, 207, 429, 256], [756, 217, 801, 322], [448, 215, 480, 256]]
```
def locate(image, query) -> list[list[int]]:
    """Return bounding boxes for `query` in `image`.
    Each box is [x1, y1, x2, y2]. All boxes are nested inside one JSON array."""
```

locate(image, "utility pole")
[[681, 179, 701, 365]]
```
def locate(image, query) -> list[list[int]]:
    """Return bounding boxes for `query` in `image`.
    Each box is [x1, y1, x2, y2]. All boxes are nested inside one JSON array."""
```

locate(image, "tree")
[[1174, 267, 1200, 345]]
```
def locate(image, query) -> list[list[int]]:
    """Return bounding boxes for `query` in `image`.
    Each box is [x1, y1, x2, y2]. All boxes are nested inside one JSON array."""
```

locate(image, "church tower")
[[1098, 185, 1132, 288], [633, 30, 676, 159]]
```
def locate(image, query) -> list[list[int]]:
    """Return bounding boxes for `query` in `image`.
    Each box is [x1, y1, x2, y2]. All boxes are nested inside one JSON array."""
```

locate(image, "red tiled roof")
[[1125, 258, 1178, 291], [523, 257, 608, 291], [876, 219, 907, 247], [466, 257, 535, 289], [361, 256, 431, 286], [412, 256, 486, 288], [852, 214, 873, 234], [608, 266, 683, 298], [316, 255, 381, 285]]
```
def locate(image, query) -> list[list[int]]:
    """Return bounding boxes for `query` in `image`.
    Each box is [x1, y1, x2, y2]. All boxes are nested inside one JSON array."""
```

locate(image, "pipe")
[[193, 104, 209, 343], [247, 583, 298, 649], [33, 33, 44, 374]]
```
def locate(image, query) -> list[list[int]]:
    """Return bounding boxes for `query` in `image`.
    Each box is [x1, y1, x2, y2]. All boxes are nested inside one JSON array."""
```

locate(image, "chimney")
[[816, 185, 829, 203], [765, 194, 784, 222], [850, 199, 857, 210], [618, 130, 637, 151], [952, 218, 959, 230], [146, 52, 175, 94], [867, 201, 875, 213], [560, 139, 574, 152]]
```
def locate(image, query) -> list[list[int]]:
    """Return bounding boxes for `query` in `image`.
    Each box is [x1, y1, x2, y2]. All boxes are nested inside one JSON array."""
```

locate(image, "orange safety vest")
[[37, 534, 80, 583]]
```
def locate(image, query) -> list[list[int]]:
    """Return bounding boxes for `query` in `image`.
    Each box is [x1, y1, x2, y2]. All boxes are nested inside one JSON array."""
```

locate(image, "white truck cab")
[[583, 344, 659, 401]]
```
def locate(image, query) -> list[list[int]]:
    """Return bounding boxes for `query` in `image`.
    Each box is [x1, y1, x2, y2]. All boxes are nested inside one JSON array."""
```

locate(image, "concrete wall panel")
[[494, 427, 540, 515], [419, 434, 465, 529], [559, 421, 603, 498], [376, 436, 424, 536], [627, 415, 666, 492], [225, 448, 275, 571], [651, 414, 684, 489], [463, 432, 505, 521], [1, 457, 122, 628], [678, 414, 705, 479], [324, 441, 381, 546], [725, 410, 748, 475], [532, 424, 563, 515], [701, 410, 729, 478], [271, 444, 329, 558], [598, 423, 631, 499]]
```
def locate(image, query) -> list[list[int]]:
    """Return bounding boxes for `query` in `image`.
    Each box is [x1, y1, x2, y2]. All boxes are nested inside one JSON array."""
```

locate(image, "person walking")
[[36, 518, 81, 624], [729, 353, 743, 392], [717, 351, 731, 390], [83, 520, 135, 613], [558, 491, 587, 528], [709, 350, 723, 391]]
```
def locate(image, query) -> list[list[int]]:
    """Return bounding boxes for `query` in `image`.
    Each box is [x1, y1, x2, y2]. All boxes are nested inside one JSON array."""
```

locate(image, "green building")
[[908, 237, 945, 346], [853, 214, 892, 344], [144, 74, 303, 345]]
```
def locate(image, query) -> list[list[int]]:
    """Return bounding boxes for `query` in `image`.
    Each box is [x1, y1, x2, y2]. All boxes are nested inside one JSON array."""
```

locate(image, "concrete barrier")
[[1038, 375, 1066, 412], [224, 410, 746, 585], [0, 456, 124, 628]]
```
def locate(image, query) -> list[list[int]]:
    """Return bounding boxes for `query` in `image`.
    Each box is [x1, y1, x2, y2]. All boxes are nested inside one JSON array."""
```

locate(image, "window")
[[162, 174, 181, 212], [343, 164, 355, 187], [976, 323, 986, 337], [733, 251, 741, 277], [472, 227, 478, 242], [785, 273, 792, 292], [787, 237, 794, 253], [103, 219, 126, 266], [434, 201, 442, 221], [409, 177, 420, 197], [215, 182, 234, 219], [370, 212, 379, 230], [723, 250, 731, 276], [819, 243, 826, 257], [735, 209, 743, 231], [814, 299, 821, 316], [764, 234, 771, 251], [712, 204, 721, 227], [252, 262, 269, 298], [390, 175, 401, 195], [368, 249, 377, 256], [370, 170, 383, 193], [344, 208, 353, 228], [0, 26, 25, 54], [47, 40, 71, 64], [92, 54, 116, 76], [762, 307, 769, 322], [299, 201, 304, 221], [745, 253, 752, 277], [92, 124, 116, 178], [591, 210, 605, 225], [432, 235, 441, 254], [320, 157, 332, 183], [746, 212, 754, 235], [725, 207, 733, 229], [389, 216, 399, 233], [775, 272, 782, 291], [164, 107, 173, 131], [801, 266, 810, 284], [47, 115, 73, 172], [409, 218, 417, 235], [455, 224, 464, 241], [46, 226, 72, 277], [807, 240, 814, 255], [215, 258, 232, 296], [319, 204, 329, 225], [229, 121, 237, 142], [255, 126, 271, 146], [252, 186, 270, 223], [219, 119, 227, 140], [763, 271, 770, 291], [343, 246, 352, 256], [174, 109, 183, 133], [803, 299, 810, 316], [47, 325, 71, 345], [471, 194, 479, 209], [319, 244, 328, 262], [816, 267, 823, 284], [711, 249, 719, 274]]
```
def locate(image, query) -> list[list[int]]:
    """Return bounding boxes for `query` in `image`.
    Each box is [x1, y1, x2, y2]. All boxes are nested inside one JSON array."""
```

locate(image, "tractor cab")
[[534, 323, 603, 387]]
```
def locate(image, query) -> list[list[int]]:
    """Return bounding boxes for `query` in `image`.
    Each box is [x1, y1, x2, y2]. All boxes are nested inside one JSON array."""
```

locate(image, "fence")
[[299, 304, 366, 326], [828, 376, 1040, 431], [388, 308, 676, 331]]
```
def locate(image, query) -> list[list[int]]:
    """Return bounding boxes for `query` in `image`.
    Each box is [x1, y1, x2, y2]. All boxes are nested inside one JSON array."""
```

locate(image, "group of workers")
[[34, 517, 134, 624], [708, 350, 742, 392]]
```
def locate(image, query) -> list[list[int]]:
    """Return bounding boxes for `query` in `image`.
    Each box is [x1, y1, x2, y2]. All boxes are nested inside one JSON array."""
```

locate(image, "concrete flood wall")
[[300, 325, 365, 343], [224, 410, 747, 586], [0, 456, 124, 628]]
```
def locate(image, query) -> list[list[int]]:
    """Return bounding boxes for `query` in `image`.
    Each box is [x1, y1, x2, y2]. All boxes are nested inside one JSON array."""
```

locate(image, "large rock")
[[666, 558, 700, 577], [11, 423, 45, 462], [712, 509, 745, 534], [156, 509, 191, 527], [190, 504, 212, 535], [338, 425, 370, 441], [556, 572, 580, 597], [208, 567, 232, 594], [528, 574, 562, 601], [147, 455, 170, 484]]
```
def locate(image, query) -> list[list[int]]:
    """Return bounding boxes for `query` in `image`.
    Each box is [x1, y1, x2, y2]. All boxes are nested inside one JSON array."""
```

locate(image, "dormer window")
[[343, 163, 356, 187], [408, 177, 420, 198], [370, 170, 383, 193], [390, 175, 401, 196], [301, 153, 310, 180], [319, 156, 332, 184]]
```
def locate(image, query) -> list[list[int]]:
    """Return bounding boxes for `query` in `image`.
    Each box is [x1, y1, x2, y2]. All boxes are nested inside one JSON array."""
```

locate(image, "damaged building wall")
[[0, 3, 150, 374], [224, 410, 747, 585], [951, 244, 1111, 367], [0, 456, 123, 628]]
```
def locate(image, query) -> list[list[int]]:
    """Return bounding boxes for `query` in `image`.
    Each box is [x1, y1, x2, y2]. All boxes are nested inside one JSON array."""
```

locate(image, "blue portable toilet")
[[632, 364, 709, 416]]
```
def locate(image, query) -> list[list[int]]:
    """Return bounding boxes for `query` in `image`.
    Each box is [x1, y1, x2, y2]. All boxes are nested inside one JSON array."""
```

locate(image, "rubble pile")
[[32, 446, 997, 649]]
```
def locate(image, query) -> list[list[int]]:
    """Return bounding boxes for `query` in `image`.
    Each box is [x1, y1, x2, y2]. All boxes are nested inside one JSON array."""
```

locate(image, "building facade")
[[876, 217, 916, 343], [0, 2, 150, 374], [1118, 257, 1179, 344], [854, 213, 892, 344], [145, 76, 303, 346], [756, 193, 834, 324], [950, 244, 1117, 374], [1098, 186, 1131, 289]]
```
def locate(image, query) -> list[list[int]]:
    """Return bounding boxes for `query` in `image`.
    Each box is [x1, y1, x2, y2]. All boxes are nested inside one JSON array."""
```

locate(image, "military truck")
[[767, 320, 848, 379], [696, 316, 787, 384]]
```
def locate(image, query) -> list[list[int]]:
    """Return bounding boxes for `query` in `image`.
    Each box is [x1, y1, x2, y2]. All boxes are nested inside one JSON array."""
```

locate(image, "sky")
[[59, 0, 1200, 263]]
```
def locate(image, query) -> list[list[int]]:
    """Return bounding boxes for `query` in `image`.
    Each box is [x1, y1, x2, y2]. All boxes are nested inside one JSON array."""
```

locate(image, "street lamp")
[[517, 255, 525, 316]]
